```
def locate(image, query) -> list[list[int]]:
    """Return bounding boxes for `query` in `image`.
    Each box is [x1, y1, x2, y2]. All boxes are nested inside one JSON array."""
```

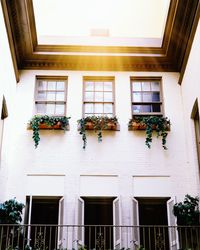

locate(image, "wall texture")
[[181, 20, 200, 196]]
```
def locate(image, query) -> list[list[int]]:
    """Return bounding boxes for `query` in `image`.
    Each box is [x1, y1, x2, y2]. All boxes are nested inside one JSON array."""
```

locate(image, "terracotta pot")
[[39, 122, 62, 129], [106, 122, 117, 130], [85, 121, 94, 130], [131, 121, 170, 131]]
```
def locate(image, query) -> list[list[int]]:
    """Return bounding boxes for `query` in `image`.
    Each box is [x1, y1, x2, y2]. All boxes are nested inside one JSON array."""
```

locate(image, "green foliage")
[[173, 194, 200, 225], [0, 198, 25, 224], [77, 116, 118, 149], [129, 116, 170, 149], [29, 115, 71, 148]]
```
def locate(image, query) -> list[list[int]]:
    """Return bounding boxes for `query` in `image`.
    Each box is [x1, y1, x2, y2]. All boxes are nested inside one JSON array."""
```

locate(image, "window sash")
[[83, 79, 115, 116], [35, 78, 67, 116], [131, 79, 162, 115]]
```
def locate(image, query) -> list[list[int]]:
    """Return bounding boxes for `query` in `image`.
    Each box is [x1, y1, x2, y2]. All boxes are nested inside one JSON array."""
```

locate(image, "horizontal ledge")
[[27, 174, 66, 176]]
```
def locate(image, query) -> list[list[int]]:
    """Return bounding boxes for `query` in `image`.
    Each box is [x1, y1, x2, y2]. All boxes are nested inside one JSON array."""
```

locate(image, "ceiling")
[[1, 0, 200, 83]]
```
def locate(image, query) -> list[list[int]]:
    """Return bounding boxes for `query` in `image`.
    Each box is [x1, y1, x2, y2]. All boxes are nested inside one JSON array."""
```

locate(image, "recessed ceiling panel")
[[33, 0, 170, 46]]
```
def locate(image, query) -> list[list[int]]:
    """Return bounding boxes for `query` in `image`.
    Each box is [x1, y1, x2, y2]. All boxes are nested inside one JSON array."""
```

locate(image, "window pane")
[[105, 114, 113, 118], [56, 92, 65, 101], [48, 81, 56, 90], [38, 81, 47, 90], [47, 92, 56, 101], [94, 103, 103, 113], [36, 91, 46, 100], [133, 92, 142, 102], [142, 105, 151, 112], [133, 105, 142, 113], [132, 82, 141, 91], [36, 104, 46, 114], [46, 104, 55, 114], [85, 92, 94, 101], [95, 92, 103, 101], [152, 92, 160, 102], [56, 81, 65, 90], [142, 82, 151, 91], [143, 93, 152, 102], [151, 82, 160, 91], [55, 104, 65, 115], [152, 104, 161, 112], [104, 104, 113, 114], [95, 82, 103, 91], [104, 92, 112, 102], [85, 81, 94, 91], [85, 104, 94, 113], [104, 81, 112, 91]]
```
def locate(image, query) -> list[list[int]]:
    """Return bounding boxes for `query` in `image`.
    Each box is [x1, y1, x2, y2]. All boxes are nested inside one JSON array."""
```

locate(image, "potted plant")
[[0, 198, 25, 224], [0, 198, 25, 250], [128, 116, 170, 149], [28, 115, 71, 148], [77, 116, 119, 149], [173, 195, 200, 249]]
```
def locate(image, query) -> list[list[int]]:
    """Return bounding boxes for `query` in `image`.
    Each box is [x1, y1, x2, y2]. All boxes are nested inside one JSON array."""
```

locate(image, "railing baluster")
[[55, 225, 58, 250], [0, 226, 3, 250], [148, 226, 151, 250], [163, 226, 166, 250], [0, 224, 199, 250], [88, 226, 91, 250]]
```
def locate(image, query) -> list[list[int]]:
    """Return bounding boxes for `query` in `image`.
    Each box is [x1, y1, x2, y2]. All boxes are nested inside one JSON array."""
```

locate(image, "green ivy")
[[129, 116, 170, 149], [29, 115, 71, 148], [77, 116, 118, 149]]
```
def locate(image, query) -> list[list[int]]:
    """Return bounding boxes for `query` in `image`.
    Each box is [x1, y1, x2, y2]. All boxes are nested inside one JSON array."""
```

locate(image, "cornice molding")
[[1, 0, 19, 82], [2, 0, 200, 74]]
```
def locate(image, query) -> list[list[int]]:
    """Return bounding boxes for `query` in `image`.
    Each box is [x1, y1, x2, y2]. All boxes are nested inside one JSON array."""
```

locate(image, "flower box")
[[129, 121, 170, 131], [77, 116, 119, 149], [128, 116, 171, 149], [38, 121, 62, 129], [28, 115, 71, 148], [84, 121, 119, 130]]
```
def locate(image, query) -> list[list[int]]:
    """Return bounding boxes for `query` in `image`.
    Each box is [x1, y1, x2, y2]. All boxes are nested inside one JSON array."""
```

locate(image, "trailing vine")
[[29, 115, 71, 148], [129, 116, 170, 149], [77, 116, 118, 149]]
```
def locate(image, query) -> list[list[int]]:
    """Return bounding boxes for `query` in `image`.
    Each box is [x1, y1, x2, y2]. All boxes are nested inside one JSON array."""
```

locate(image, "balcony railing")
[[0, 224, 199, 250]]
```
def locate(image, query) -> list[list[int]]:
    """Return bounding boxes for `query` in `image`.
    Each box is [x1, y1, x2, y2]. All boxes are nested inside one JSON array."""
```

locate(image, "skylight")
[[33, 0, 170, 47]]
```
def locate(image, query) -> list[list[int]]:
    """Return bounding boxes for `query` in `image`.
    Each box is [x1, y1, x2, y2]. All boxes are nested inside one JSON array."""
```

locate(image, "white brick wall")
[[181, 20, 200, 197], [0, 5, 200, 227]]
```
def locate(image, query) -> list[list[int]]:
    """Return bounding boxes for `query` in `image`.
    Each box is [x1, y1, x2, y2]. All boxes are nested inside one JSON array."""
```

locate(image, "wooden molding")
[[1, 0, 200, 73], [1, 0, 19, 82]]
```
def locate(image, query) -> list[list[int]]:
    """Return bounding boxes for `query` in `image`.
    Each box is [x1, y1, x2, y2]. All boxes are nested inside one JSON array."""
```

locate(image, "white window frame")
[[83, 77, 115, 117], [35, 76, 68, 116], [131, 77, 163, 116]]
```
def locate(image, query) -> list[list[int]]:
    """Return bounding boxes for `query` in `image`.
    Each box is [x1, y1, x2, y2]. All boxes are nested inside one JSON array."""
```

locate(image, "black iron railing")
[[0, 224, 199, 250]]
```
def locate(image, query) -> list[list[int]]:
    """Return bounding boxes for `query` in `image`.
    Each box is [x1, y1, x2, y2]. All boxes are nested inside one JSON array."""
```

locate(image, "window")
[[83, 77, 115, 117], [131, 77, 163, 115], [35, 76, 67, 116]]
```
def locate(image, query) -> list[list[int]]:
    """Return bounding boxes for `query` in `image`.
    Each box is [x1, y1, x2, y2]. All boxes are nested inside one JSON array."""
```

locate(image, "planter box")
[[129, 121, 170, 131], [27, 122, 69, 130], [84, 121, 120, 131], [39, 122, 62, 129]]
